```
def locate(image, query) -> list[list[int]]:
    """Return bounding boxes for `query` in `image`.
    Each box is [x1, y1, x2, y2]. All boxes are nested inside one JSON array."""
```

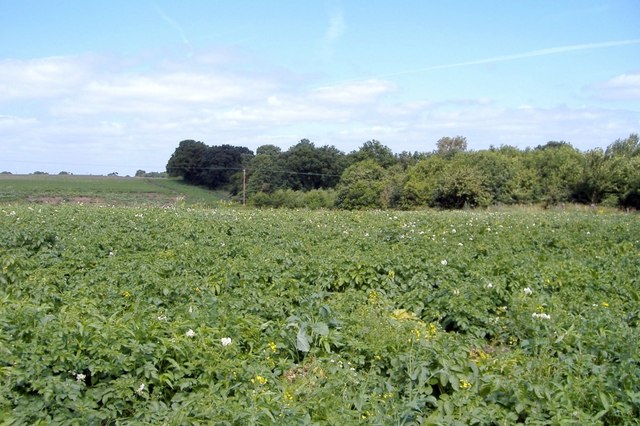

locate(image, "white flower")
[[440, 259, 448, 266], [221, 337, 232, 346], [157, 315, 167, 321], [136, 383, 145, 395], [532, 312, 551, 320], [486, 283, 493, 289], [523, 287, 533, 296], [186, 329, 196, 338], [76, 373, 86, 382]]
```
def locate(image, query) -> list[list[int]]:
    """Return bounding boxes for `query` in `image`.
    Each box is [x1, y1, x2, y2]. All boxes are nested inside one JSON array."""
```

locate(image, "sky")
[[1, 0, 639, 175]]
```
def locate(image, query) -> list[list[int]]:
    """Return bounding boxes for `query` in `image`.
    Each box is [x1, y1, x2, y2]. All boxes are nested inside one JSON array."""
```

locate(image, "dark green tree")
[[247, 145, 288, 194], [283, 139, 346, 190], [527, 142, 584, 205], [166, 140, 253, 189], [335, 160, 387, 209], [348, 140, 397, 168], [166, 140, 209, 183]]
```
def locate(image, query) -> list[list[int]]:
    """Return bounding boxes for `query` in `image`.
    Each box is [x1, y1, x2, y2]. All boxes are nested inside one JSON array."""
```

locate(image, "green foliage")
[[282, 139, 346, 190], [164, 134, 639, 210], [402, 155, 490, 209], [249, 189, 336, 209], [348, 140, 398, 168], [0, 206, 639, 423], [436, 135, 468, 156], [335, 160, 387, 209], [166, 140, 253, 189], [246, 145, 288, 194]]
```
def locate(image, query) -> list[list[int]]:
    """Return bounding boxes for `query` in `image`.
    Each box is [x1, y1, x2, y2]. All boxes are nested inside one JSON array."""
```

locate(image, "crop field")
[[1, 197, 639, 423], [0, 174, 229, 206]]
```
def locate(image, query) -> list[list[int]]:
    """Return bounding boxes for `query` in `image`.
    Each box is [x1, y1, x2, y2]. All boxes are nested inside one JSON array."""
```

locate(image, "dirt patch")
[[26, 196, 105, 205]]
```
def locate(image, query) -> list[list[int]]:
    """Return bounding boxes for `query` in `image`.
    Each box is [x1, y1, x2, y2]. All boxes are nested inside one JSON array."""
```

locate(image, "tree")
[[247, 145, 288, 194], [166, 140, 209, 183], [166, 140, 253, 189], [527, 142, 584, 205], [402, 154, 490, 209], [199, 144, 253, 189], [283, 139, 346, 190], [436, 136, 467, 156], [402, 155, 447, 207], [335, 160, 387, 209], [605, 133, 639, 158], [431, 164, 490, 209], [348, 140, 397, 168], [471, 150, 534, 204]]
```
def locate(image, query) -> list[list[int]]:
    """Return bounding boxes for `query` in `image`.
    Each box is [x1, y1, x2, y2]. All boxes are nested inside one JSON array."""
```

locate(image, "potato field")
[[1, 204, 639, 424]]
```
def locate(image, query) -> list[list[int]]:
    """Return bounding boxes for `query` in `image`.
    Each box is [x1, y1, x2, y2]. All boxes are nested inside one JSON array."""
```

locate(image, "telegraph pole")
[[242, 168, 246, 206]]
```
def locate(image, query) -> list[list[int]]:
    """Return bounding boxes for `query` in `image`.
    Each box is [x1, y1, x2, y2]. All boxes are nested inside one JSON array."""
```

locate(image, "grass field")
[[0, 174, 230, 206], [0, 177, 639, 424]]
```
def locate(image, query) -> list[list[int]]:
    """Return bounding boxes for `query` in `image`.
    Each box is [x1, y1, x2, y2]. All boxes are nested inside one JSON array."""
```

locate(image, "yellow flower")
[[460, 379, 472, 389], [122, 290, 131, 298], [268, 341, 277, 352], [601, 301, 609, 308], [251, 375, 267, 385], [428, 322, 437, 336]]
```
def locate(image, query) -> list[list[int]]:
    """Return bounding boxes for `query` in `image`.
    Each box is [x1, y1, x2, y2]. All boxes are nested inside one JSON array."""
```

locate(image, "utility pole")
[[242, 168, 246, 206]]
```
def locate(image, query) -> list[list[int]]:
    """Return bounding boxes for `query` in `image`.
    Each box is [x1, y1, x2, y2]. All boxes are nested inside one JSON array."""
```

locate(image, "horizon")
[[1, 1, 639, 175]]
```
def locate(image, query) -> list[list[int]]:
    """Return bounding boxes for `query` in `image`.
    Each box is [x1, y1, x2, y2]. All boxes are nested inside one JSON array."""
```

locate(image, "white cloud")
[[312, 79, 396, 104], [49, 71, 274, 118], [592, 72, 640, 101], [1, 49, 638, 175], [0, 56, 91, 100]]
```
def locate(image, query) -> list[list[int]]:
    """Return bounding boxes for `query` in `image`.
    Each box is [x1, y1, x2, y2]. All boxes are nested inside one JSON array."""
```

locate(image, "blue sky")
[[1, 0, 639, 175]]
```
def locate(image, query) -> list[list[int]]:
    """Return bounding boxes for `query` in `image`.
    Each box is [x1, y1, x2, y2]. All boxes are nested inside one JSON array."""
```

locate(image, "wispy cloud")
[[153, 3, 193, 56], [325, 8, 345, 42], [319, 5, 346, 61], [377, 39, 640, 78]]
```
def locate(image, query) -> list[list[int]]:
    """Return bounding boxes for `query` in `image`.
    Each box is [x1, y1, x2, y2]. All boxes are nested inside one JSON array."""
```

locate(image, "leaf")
[[296, 327, 310, 353], [599, 392, 611, 411], [311, 322, 329, 337]]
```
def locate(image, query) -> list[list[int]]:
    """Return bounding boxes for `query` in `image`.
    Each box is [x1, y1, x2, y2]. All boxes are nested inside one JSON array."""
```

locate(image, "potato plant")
[[1, 205, 639, 424]]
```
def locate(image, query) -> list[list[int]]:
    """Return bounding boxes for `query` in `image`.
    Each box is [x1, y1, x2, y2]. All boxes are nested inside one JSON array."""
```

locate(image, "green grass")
[[0, 174, 230, 206]]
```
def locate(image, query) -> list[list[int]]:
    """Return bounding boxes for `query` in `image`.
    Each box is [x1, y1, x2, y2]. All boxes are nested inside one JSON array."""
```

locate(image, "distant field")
[[0, 174, 230, 206]]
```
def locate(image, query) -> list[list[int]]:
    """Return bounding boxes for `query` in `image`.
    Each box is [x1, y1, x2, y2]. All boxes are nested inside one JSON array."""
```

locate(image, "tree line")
[[166, 134, 640, 209]]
